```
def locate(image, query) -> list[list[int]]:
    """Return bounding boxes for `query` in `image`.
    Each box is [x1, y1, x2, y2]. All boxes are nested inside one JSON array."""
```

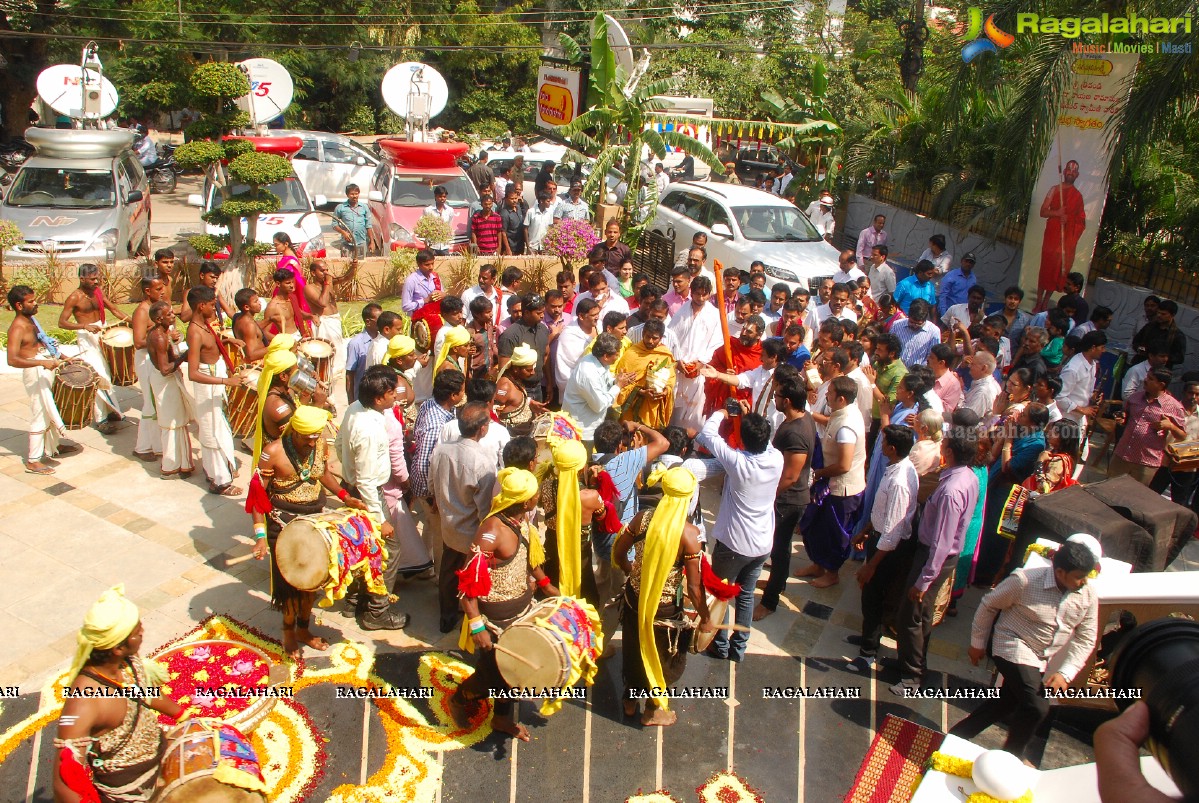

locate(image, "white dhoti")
[[388, 495, 432, 571], [149, 367, 194, 475], [74, 329, 120, 422], [316, 313, 346, 380], [22, 366, 64, 461], [194, 363, 237, 487], [671, 374, 707, 430], [133, 349, 162, 456]]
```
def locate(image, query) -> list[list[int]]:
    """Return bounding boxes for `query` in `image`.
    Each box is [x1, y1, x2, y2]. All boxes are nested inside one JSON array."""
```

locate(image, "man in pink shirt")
[[662, 265, 692, 316], [929, 343, 963, 411]]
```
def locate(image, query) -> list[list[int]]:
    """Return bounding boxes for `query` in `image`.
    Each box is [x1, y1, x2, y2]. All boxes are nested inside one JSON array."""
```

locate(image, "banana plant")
[[759, 57, 843, 191]]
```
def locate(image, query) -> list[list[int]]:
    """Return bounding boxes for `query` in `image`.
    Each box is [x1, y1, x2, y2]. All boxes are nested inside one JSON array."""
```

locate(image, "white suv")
[[652, 182, 839, 291]]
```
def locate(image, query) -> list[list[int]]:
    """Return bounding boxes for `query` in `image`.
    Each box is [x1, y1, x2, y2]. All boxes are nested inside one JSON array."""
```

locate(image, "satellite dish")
[[381, 62, 449, 120], [234, 58, 294, 126], [36, 65, 119, 121], [600, 15, 636, 81]]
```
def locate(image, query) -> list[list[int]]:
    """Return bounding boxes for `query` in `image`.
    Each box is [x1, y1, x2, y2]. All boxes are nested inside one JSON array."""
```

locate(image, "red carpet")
[[844, 715, 944, 802]]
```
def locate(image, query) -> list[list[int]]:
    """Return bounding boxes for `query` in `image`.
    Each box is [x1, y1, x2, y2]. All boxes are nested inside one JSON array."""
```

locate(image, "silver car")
[[1, 128, 151, 263]]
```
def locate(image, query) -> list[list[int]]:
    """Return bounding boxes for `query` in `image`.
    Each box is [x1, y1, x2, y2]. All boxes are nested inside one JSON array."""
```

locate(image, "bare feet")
[[811, 571, 840, 589], [794, 563, 822, 578], [281, 627, 301, 662], [296, 627, 330, 652], [24, 461, 53, 475], [623, 700, 640, 718], [448, 694, 478, 729], [752, 603, 774, 622], [640, 705, 677, 727], [492, 715, 530, 742]]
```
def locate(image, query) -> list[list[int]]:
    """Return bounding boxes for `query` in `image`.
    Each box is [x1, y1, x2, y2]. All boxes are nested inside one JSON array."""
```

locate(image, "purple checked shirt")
[[915, 464, 978, 592]]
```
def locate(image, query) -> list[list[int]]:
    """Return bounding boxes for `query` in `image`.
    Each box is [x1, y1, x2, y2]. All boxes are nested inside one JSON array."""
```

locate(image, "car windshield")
[[390, 174, 476, 208], [731, 205, 823, 243], [220, 177, 310, 213], [5, 167, 115, 209]]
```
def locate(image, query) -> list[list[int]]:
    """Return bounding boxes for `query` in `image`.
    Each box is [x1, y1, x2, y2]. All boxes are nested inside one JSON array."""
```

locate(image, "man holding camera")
[[949, 539, 1099, 763]]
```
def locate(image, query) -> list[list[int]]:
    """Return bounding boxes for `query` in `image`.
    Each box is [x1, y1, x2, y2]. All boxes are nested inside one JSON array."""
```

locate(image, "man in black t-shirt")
[[754, 378, 817, 620], [497, 293, 550, 402]]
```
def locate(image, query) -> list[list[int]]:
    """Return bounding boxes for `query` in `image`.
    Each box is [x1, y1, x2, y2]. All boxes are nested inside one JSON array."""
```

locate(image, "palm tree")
[[759, 57, 843, 192]]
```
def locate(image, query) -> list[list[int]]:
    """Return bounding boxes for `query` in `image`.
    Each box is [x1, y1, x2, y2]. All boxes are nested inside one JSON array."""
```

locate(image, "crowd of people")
[[16, 201, 1190, 793]]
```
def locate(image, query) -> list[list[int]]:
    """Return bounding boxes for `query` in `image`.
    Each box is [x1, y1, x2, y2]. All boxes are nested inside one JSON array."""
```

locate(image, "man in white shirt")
[[773, 163, 795, 196], [845, 341, 875, 424], [553, 180, 590, 221], [1058, 331, 1106, 431], [1121, 347, 1169, 399], [523, 191, 556, 252], [918, 233, 952, 277], [816, 282, 859, 324], [867, 244, 897, 299], [962, 352, 1001, 419], [668, 276, 723, 430], [554, 298, 601, 397], [336, 365, 409, 631], [460, 264, 501, 324], [562, 333, 634, 444], [654, 162, 670, 198], [571, 270, 629, 320], [421, 186, 456, 253], [831, 249, 866, 284], [856, 213, 888, 264], [943, 285, 988, 330], [627, 300, 680, 355], [701, 337, 787, 430], [848, 425, 919, 672], [438, 378, 511, 471], [695, 408, 783, 661], [805, 192, 836, 241]]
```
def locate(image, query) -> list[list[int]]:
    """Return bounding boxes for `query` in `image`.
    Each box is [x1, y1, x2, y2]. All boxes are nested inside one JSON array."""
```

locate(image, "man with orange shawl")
[[613, 466, 712, 726], [702, 315, 765, 417], [614, 319, 677, 428]]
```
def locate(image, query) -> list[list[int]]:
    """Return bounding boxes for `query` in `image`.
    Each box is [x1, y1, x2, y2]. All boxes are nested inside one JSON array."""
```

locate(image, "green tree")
[[174, 63, 292, 279]]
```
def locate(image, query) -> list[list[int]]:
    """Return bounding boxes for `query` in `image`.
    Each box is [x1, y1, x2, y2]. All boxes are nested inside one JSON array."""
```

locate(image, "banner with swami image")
[[1018, 53, 1139, 311]]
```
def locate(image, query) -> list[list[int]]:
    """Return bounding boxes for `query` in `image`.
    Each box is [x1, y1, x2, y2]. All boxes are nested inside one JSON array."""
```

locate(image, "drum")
[[297, 338, 334, 383], [530, 412, 583, 477], [495, 597, 600, 690], [153, 639, 284, 733], [275, 509, 386, 602], [157, 721, 266, 803], [52, 360, 98, 430], [688, 593, 729, 655], [100, 324, 136, 386], [411, 318, 432, 353], [226, 364, 261, 439], [221, 328, 242, 371]]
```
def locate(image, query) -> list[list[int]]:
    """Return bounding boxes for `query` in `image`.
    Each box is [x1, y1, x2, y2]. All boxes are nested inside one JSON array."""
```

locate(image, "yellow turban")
[[551, 439, 588, 598], [253, 349, 299, 468], [267, 332, 298, 354], [434, 325, 471, 373], [386, 334, 416, 363], [487, 467, 545, 567], [68, 585, 140, 681], [509, 344, 537, 367], [286, 404, 330, 436], [639, 466, 697, 710]]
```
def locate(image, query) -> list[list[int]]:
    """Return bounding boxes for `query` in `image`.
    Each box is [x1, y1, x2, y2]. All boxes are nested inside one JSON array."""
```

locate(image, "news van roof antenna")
[[36, 43, 119, 128], [381, 62, 448, 143], [600, 15, 650, 98]]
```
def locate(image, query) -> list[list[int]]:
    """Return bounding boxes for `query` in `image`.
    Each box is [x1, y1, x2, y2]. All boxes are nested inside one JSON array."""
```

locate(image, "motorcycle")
[[146, 156, 178, 194], [0, 138, 34, 175]]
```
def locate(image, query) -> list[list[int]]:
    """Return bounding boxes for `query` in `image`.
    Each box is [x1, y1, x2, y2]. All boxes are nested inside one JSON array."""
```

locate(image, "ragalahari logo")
[[961, 7, 1016, 62]]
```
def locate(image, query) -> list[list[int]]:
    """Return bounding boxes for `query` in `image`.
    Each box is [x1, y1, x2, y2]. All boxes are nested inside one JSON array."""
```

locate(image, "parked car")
[[1, 127, 151, 262], [266, 130, 379, 206], [189, 176, 326, 260], [486, 146, 574, 206], [651, 181, 839, 291], [732, 144, 795, 183], [367, 139, 478, 252]]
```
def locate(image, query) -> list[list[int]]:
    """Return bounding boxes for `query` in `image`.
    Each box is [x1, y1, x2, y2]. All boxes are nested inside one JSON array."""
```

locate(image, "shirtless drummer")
[[264, 269, 315, 338], [5, 285, 80, 474], [58, 263, 127, 433]]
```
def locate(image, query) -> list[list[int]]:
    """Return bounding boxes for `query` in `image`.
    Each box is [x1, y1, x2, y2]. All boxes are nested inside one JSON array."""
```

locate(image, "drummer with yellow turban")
[[450, 467, 558, 743], [493, 343, 546, 436], [539, 437, 606, 607], [53, 585, 184, 803], [253, 334, 333, 467], [247, 404, 368, 660], [612, 466, 712, 726], [384, 334, 420, 438], [434, 324, 472, 377]]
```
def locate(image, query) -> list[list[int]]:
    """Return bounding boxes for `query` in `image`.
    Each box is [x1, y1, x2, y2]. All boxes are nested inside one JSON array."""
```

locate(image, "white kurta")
[[553, 324, 596, 396], [194, 362, 236, 487], [133, 348, 162, 456], [150, 360, 195, 475], [75, 329, 120, 421], [668, 301, 723, 430], [22, 366, 63, 461]]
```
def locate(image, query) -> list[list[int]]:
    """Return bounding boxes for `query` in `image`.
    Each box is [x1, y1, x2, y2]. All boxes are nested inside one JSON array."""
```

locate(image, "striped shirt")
[[894, 319, 942, 368], [873, 457, 920, 551], [410, 399, 456, 499], [970, 566, 1098, 682], [470, 211, 505, 255]]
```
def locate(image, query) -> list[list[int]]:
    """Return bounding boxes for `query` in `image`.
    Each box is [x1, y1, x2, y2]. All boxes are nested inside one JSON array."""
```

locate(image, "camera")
[[724, 397, 742, 417], [1109, 616, 1199, 799]]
